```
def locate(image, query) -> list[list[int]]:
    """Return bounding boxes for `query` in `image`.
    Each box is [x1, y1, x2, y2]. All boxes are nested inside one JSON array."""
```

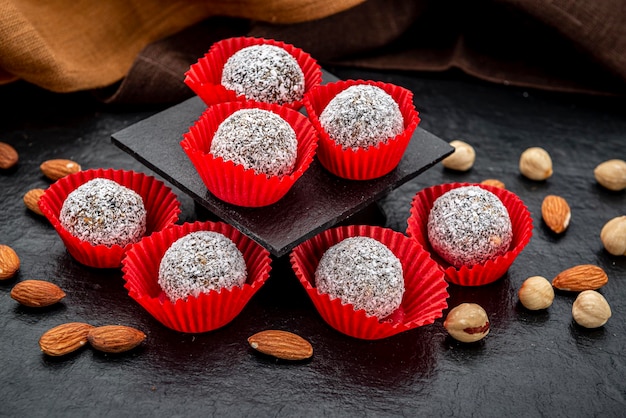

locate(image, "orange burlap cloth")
[[2, 0, 625, 101]]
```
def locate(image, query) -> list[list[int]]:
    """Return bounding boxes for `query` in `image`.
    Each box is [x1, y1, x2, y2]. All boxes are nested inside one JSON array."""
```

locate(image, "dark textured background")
[[1, 67, 625, 417]]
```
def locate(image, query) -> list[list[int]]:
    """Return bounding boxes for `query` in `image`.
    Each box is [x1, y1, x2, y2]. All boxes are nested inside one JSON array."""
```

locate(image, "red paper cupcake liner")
[[303, 79, 420, 180], [290, 225, 449, 340], [184, 36, 322, 110], [39, 168, 180, 269], [121, 221, 271, 334], [180, 101, 318, 207], [406, 182, 533, 286]]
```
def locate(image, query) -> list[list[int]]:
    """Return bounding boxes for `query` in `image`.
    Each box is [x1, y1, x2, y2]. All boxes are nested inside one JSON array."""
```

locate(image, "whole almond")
[[24, 188, 46, 216], [481, 179, 505, 189], [40, 159, 81, 181], [11, 279, 66, 307], [0, 141, 19, 169], [552, 264, 608, 291], [248, 330, 313, 360], [39, 322, 95, 356], [0, 244, 20, 280], [87, 325, 146, 353], [541, 195, 571, 234]]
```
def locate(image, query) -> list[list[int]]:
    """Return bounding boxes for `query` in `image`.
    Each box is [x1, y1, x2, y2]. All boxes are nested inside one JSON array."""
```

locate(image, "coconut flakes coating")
[[158, 231, 247, 302], [315, 236, 404, 319], [427, 186, 513, 268], [221, 44, 305, 105], [319, 85, 404, 150], [210, 108, 298, 176], [59, 178, 146, 247]]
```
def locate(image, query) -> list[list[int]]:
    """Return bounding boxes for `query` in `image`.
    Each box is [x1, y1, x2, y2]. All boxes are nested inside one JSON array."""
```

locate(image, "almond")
[[0, 141, 19, 169], [552, 264, 608, 291], [23, 188, 46, 216], [11, 279, 66, 307], [248, 330, 313, 360], [39, 322, 95, 356], [40, 159, 81, 181], [541, 195, 571, 234], [0, 244, 20, 280], [480, 179, 505, 189], [87, 325, 146, 353]]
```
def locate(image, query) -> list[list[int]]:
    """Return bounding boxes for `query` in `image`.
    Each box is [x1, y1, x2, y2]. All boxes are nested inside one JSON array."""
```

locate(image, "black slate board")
[[111, 71, 453, 256]]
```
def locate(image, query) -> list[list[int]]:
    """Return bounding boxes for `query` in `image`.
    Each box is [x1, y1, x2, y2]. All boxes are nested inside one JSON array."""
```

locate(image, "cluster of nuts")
[[517, 265, 612, 328]]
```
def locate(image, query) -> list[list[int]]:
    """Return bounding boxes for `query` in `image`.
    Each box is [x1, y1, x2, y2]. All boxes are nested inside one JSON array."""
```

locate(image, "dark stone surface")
[[1, 68, 625, 417], [111, 83, 452, 257]]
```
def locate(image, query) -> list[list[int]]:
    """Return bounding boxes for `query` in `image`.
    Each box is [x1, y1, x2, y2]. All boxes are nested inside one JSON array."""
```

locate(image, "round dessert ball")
[[221, 44, 305, 105], [319, 84, 404, 150], [427, 186, 513, 268], [210, 108, 298, 176], [59, 178, 146, 247], [158, 231, 247, 302], [315, 236, 405, 318]]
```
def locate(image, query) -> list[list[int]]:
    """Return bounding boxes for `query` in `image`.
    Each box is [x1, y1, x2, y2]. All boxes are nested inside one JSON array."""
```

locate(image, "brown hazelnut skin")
[[444, 303, 490, 343]]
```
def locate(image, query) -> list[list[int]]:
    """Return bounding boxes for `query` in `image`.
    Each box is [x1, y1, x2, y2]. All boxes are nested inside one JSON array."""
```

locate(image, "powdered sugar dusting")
[[211, 108, 298, 176], [59, 178, 146, 247], [158, 231, 247, 302], [427, 186, 513, 267], [221, 44, 305, 105], [319, 85, 404, 150], [315, 236, 404, 319]]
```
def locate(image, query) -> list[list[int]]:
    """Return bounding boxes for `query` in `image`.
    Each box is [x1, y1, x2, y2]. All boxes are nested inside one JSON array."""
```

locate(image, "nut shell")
[[10, 279, 66, 307], [594, 159, 626, 191], [0, 244, 20, 280], [519, 147, 553, 181], [248, 330, 313, 360], [518, 276, 554, 310], [572, 290, 611, 328], [444, 303, 490, 343], [39, 322, 95, 356], [600, 216, 626, 256], [552, 264, 608, 291], [441, 140, 475, 171], [87, 325, 146, 353]]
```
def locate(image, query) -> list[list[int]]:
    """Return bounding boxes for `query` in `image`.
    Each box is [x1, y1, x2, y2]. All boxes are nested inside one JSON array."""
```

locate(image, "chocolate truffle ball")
[[59, 178, 146, 247], [319, 85, 404, 150], [315, 236, 404, 318], [210, 108, 298, 176], [427, 186, 513, 268], [221, 44, 305, 105], [158, 231, 247, 302]]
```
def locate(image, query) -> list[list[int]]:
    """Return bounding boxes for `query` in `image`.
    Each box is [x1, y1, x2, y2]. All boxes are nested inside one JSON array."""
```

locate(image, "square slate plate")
[[111, 70, 453, 257]]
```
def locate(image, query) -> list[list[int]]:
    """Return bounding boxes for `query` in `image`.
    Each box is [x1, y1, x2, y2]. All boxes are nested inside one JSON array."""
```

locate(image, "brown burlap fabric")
[[2, 0, 625, 105]]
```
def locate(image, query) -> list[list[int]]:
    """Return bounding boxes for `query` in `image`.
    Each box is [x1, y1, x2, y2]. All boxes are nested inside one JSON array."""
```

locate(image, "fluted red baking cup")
[[303, 79, 420, 180], [121, 221, 271, 333], [184, 36, 322, 109], [38, 168, 181, 269], [406, 182, 533, 286], [180, 101, 318, 207], [290, 225, 448, 340]]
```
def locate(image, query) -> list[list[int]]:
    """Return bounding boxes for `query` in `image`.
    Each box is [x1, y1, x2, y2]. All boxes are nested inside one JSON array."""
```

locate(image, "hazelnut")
[[594, 159, 626, 191], [441, 140, 475, 171], [519, 147, 553, 180], [444, 303, 490, 343], [518, 276, 554, 310], [572, 290, 611, 328], [600, 216, 626, 256]]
